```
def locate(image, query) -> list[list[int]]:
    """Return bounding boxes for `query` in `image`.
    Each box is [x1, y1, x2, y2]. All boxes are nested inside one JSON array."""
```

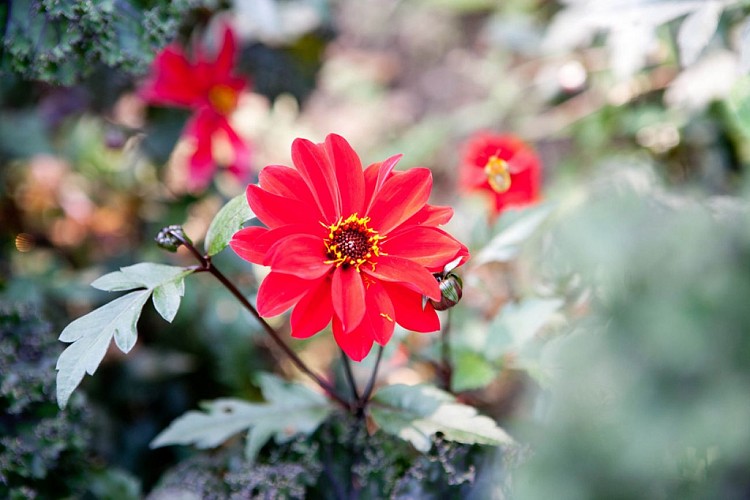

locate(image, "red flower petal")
[[382, 282, 441, 333], [364, 255, 441, 301], [231, 224, 322, 264], [291, 138, 340, 222], [360, 280, 396, 345], [397, 204, 454, 229], [382, 226, 465, 271], [332, 316, 375, 362], [266, 234, 330, 279], [291, 278, 333, 339], [331, 267, 366, 332], [214, 23, 236, 77], [185, 112, 216, 190], [259, 165, 317, 207], [246, 185, 319, 229], [219, 119, 252, 185], [363, 154, 402, 213], [367, 167, 432, 234], [141, 46, 205, 106], [256, 272, 315, 317], [326, 134, 365, 216]]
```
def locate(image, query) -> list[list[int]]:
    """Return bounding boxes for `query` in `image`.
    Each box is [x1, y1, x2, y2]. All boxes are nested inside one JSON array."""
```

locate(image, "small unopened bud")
[[155, 225, 191, 252], [430, 273, 463, 311]]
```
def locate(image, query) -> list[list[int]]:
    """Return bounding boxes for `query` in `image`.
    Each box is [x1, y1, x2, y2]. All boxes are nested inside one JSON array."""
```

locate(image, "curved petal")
[[218, 119, 252, 184], [395, 204, 454, 230], [185, 112, 217, 191], [213, 23, 236, 77], [360, 280, 396, 345], [140, 46, 204, 106], [363, 154, 402, 212], [331, 267, 366, 332], [292, 138, 340, 222], [246, 184, 319, 229], [291, 278, 333, 339], [326, 134, 365, 216], [230, 226, 269, 264], [382, 283, 441, 333], [266, 234, 330, 279], [256, 272, 315, 317], [332, 316, 375, 362], [367, 168, 432, 234], [364, 255, 441, 301], [231, 224, 322, 264], [259, 165, 317, 208], [382, 226, 465, 271]]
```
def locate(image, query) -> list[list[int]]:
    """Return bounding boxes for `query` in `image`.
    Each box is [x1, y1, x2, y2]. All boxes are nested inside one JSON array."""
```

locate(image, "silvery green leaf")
[[91, 263, 191, 291], [677, 1, 722, 67], [370, 384, 513, 453], [486, 298, 564, 359], [204, 194, 255, 256], [56, 290, 151, 408], [476, 205, 554, 264], [151, 374, 332, 462], [152, 278, 186, 323]]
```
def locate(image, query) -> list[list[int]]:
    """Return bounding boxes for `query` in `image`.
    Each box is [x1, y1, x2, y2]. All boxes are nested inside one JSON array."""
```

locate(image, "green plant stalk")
[[167, 229, 352, 412]]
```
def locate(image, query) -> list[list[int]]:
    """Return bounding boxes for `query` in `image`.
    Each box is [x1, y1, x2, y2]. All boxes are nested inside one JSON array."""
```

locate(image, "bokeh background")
[[3, 0, 750, 498]]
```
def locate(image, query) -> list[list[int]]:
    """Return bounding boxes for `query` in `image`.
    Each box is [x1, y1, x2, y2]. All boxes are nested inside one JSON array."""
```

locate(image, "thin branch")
[[168, 230, 352, 412], [440, 308, 453, 393], [358, 345, 384, 415], [341, 350, 360, 403]]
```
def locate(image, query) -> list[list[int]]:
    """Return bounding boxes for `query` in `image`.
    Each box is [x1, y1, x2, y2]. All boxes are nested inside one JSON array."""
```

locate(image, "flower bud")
[[430, 273, 463, 311], [155, 225, 190, 252]]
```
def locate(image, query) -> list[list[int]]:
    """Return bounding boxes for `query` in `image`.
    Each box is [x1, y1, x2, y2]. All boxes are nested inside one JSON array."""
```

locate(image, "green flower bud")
[[430, 273, 463, 311], [155, 225, 191, 252]]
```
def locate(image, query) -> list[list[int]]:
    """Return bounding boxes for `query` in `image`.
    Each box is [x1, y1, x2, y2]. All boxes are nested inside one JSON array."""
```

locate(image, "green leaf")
[[56, 290, 150, 408], [151, 373, 332, 462], [57, 263, 193, 408], [91, 263, 191, 291], [451, 350, 498, 392], [204, 194, 255, 256], [485, 298, 563, 359], [370, 384, 513, 453], [152, 279, 185, 323], [475, 204, 554, 264], [728, 76, 750, 138]]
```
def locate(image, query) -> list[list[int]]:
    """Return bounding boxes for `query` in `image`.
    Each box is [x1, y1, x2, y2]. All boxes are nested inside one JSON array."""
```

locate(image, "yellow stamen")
[[484, 156, 512, 193], [208, 84, 238, 115], [380, 312, 394, 322], [323, 213, 384, 272]]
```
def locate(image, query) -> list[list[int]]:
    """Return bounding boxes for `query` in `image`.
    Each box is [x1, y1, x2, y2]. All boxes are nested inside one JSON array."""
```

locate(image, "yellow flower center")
[[208, 84, 239, 115], [324, 214, 383, 272], [484, 155, 512, 193]]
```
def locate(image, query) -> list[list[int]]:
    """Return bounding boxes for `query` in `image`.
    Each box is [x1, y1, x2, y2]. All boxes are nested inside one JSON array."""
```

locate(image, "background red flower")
[[460, 131, 542, 216], [140, 23, 251, 190]]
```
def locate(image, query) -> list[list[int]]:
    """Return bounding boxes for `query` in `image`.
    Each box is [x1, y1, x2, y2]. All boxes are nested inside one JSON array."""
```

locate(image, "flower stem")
[[357, 345, 384, 416], [341, 349, 360, 403], [440, 308, 453, 393], [168, 230, 352, 412]]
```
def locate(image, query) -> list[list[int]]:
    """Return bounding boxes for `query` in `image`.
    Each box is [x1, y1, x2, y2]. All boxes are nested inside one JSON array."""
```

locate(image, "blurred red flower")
[[460, 132, 541, 216], [140, 24, 250, 190], [231, 134, 469, 361]]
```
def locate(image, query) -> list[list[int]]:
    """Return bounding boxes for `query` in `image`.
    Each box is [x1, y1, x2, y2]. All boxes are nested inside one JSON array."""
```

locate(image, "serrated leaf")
[[151, 374, 331, 462], [56, 290, 150, 408], [204, 194, 255, 256], [476, 205, 553, 264], [152, 278, 185, 323], [91, 263, 191, 291], [677, 1, 722, 67], [371, 384, 513, 452], [451, 350, 498, 392]]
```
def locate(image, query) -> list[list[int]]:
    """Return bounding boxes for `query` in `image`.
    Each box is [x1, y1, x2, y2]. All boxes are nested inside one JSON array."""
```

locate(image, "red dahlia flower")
[[140, 24, 251, 190], [460, 132, 542, 216], [230, 134, 469, 361]]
